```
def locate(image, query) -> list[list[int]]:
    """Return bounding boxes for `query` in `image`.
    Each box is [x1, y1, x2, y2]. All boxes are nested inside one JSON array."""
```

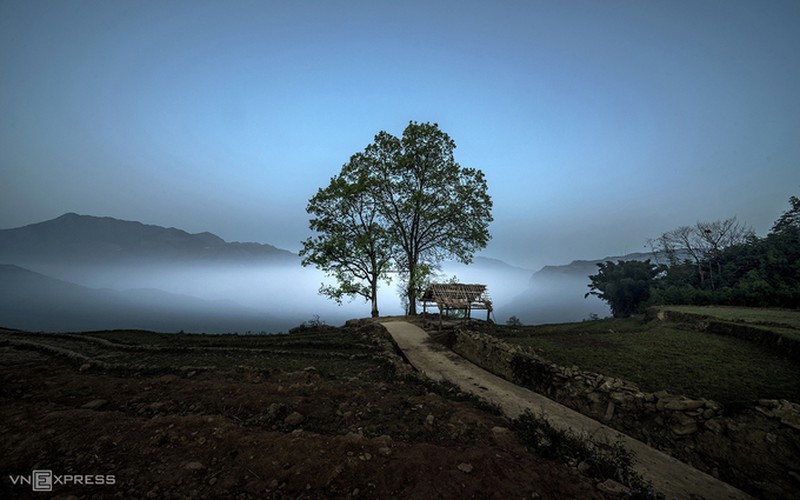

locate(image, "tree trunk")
[[406, 264, 417, 316], [407, 286, 418, 315], [370, 279, 379, 318]]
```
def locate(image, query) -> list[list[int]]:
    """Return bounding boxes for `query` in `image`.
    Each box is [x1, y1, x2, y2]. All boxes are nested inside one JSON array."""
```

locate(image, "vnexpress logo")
[[32, 470, 52, 492], [8, 470, 115, 491]]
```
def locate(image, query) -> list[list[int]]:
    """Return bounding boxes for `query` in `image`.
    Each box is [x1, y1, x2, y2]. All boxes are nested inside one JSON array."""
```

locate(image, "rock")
[[671, 417, 698, 436], [79, 363, 91, 372], [586, 391, 603, 404], [653, 390, 671, 400], [777, 403, 800, 431], [284, 411, 305, 426], [425, 414, 435, 426], [577, 461, 591, 474], [603, 401, 615, 422], [596, 479, 630, 496], [610, 392, 628, 405], [184, 461, 204, 471], [663, 398, 706, 411], [378, 447, 392, 457], [81, 399, 108, 410], [457, 462, 473, 473], [704, 418, 723, 434]]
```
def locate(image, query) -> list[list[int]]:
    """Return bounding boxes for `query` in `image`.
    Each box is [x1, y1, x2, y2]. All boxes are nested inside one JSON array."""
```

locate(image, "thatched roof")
[[420, 283, 492, 311]]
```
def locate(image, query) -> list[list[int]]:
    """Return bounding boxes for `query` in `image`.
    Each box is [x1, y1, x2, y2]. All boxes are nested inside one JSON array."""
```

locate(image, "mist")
[[0, 255, 566, 333], [0, 213, 621, 333]]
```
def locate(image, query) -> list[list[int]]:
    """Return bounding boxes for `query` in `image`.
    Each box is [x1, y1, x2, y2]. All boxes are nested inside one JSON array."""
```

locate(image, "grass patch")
[[659, 305, 800, 332], [495, 317, 800, 404]]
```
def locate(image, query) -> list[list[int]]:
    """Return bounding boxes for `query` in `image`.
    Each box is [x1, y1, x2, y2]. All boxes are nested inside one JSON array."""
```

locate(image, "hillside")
[[0, 213, 297, 267]]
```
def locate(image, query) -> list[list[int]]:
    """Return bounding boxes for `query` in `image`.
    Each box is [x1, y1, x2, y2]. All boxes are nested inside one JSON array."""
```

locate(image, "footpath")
[[380, 320, 751, 500]]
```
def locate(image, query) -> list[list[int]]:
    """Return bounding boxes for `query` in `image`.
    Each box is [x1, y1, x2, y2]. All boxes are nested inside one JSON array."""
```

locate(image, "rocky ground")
[[0, 322, 611, 499]]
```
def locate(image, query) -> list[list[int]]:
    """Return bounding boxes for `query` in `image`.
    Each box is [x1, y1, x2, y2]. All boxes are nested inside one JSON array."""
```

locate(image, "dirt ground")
[[0, 326, 609, 499]]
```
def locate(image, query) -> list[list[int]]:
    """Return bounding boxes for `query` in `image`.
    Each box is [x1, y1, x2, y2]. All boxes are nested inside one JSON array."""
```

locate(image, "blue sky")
[[2, 0, 798, 270]]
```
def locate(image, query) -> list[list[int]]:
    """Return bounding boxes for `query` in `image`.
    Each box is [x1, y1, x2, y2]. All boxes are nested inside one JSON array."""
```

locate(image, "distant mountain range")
[[0, 212, 672, 330], [0, 212, 297, 268]]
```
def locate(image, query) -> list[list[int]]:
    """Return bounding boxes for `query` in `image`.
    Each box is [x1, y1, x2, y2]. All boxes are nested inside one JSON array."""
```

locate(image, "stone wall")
[[451, 328, 800, 499]]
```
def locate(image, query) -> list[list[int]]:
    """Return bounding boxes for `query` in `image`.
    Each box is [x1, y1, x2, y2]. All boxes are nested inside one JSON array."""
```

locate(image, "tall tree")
[[300, 154, 392, 317], [364, 122, 493, 315]]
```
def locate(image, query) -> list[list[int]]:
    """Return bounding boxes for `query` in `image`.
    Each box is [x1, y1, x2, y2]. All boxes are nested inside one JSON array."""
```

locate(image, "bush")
[[506, 315, 523, 327]]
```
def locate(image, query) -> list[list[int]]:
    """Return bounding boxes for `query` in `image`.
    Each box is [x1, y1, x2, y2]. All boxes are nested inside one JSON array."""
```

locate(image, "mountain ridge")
[[530, 250, 682, 282], [0, 212, 297, 266]]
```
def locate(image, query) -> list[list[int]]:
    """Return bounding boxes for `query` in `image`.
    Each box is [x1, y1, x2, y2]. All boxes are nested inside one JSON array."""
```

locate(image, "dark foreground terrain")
[[0, 321, 608, 499]]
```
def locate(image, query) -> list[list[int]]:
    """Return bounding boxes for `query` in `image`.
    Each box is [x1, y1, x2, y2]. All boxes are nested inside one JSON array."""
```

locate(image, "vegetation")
[[493, 316, 800, 404], [511, 411, 659, 499], [647, 195, 800, 309], [506, 315, 523, 326], [301, 121, 493, 316], [586, 195, 800, 315], [586, 260, 659, 317], [300, 158, 392, 317]]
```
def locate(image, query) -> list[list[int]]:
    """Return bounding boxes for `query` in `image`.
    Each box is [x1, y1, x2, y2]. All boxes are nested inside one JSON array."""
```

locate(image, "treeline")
[[588, 196, 800, 317]]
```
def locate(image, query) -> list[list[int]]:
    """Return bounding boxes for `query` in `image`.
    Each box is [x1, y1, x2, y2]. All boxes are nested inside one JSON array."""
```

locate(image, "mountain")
[[497, 251, 666, 325], [0, 264, 293, 333], [530, 251, 665, 282], [0, 213, 297, 268]]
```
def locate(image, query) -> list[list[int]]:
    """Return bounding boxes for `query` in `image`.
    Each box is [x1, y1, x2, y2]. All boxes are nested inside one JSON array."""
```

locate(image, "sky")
[[1, 0, 798, 271]]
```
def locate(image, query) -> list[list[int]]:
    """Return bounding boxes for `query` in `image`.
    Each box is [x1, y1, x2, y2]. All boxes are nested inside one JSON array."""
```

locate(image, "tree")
[[650, 217, 752, 290], [586, 260, 659, 318], [300, 154, 392, 317], [363, 122, 493, 315], [771, 195, 800, 235]]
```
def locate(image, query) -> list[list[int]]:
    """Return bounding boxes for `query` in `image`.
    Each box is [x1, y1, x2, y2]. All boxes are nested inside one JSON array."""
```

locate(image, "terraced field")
[[0, 321, 608, 499]]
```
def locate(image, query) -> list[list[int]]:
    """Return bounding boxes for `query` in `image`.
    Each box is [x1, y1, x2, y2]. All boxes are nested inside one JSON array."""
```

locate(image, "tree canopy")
[[365, 122, 493, 314], [301, 121, 492, 317], [586, 260, 659, 318], [300, 154, 392, 317], [641, 195, 800, 309]]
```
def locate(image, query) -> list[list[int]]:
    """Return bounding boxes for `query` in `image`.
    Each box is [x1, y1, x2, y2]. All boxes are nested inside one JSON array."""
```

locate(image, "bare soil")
[[0, 323, 608, 499]]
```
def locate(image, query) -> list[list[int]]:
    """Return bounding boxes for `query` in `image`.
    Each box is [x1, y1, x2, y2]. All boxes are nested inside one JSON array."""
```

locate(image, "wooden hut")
[[420, 283, 493, 326]]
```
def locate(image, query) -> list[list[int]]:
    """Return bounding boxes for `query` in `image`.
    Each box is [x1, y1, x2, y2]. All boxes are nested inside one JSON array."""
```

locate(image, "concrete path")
[[381, 320, 750, 500]]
